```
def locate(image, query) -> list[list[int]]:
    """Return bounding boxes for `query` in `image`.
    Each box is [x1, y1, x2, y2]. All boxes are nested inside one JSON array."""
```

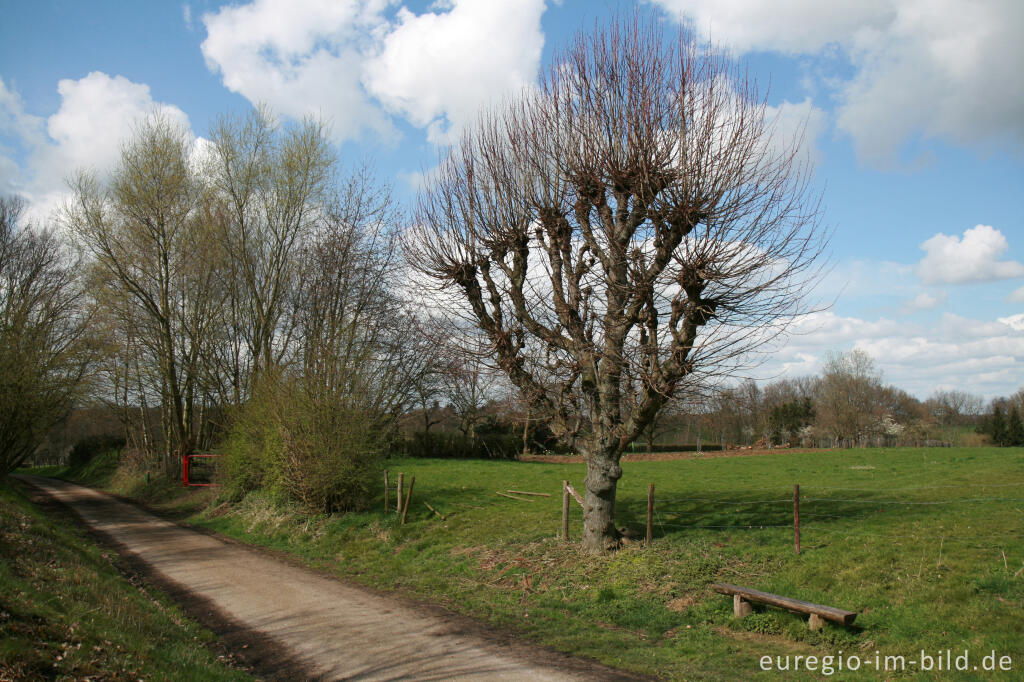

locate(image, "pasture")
[[32, 445, 1024, 679]]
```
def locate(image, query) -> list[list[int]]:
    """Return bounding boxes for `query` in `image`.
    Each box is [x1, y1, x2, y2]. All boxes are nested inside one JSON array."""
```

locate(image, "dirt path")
[[19, 476, 639, 681]]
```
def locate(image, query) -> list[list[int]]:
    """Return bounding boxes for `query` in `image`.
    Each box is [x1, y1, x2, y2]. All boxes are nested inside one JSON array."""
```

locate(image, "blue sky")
[[1, 0, 1022, 400]]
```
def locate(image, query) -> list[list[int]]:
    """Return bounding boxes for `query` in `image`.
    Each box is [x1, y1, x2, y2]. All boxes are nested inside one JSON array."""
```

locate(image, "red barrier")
[[182, 453, 220, 487]]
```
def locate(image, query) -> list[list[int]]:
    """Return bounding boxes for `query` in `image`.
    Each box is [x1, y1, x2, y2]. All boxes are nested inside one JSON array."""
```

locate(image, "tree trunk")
[[581, 450, 623, 553]]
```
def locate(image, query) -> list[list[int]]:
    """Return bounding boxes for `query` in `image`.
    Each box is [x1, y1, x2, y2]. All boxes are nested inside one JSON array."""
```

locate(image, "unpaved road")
[[19, 476, 639, 681]]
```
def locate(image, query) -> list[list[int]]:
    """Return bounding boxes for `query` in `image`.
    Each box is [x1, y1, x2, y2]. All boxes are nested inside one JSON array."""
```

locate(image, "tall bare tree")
[[408, 14, 825, 552], [1, 196, 95, 475], [65, 115, 214, 469], [207, 106, 335, 399]]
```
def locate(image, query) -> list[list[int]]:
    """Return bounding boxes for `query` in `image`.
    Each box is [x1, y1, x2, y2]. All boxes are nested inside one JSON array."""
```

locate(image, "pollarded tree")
[[408, 14, 826, 552]]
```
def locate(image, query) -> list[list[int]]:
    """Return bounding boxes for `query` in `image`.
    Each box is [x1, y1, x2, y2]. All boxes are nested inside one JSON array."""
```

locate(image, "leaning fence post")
[[397, 472, 404, 514], [401, 477, 415, 525], [562, 480, 570, 541], [794, 483, 801, 555], [647, 482, 655, 546]]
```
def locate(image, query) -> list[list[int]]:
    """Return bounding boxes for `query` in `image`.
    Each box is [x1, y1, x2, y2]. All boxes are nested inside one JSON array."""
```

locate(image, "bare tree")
[[207, 106, 335, 398], [408, 14, 825, 552], [928, 389, 983, 427], [295, 167, 426, 428], [1, 197, 95, 475], [814, 350, 887, 447], [65, 115, 215, 469], [441, 351, 506, 444]]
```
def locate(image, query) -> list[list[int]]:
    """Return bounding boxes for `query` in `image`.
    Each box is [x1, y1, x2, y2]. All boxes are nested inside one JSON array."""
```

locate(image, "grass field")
[[40, 446, 1024, 680], [0, 478, 254, 681]]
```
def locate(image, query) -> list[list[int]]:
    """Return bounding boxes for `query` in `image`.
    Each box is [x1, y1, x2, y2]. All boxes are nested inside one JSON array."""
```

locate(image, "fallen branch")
[[496, 492, 534, 502], [424, 502, 446, 521], [506, 490, 551, 497]]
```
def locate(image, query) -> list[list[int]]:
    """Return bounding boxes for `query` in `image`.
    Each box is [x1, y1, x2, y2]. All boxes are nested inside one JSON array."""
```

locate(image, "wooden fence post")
[[401, 477, 415, 525], [397, 472, 404, 514], [647, 482, 655, 546], [794, 483, 801, 555], [562, 480, 570, 541], [384, 470, 389, 513]]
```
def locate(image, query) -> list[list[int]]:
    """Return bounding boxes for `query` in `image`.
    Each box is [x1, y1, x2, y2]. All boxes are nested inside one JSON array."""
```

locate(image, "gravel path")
[[20, 476, 638, 681]]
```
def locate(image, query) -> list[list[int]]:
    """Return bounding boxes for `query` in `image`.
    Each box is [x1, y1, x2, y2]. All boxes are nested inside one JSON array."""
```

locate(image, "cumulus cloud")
[[200, 0, 390, 143], [653, 0, 893, 54], [915, 224, 1024, 285], [0, 72, 190, 223], [364, 0, 544, 144], [200, 0, 546, 145], [652, 0, 1024, 165]]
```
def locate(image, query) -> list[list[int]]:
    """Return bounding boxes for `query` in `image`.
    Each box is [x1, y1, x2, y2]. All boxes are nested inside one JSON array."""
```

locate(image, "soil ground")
[[18, 475, 643, 681]]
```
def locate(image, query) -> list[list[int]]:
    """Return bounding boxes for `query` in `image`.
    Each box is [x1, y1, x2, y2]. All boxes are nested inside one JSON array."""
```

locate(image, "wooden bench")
[[711, 583, 857, 631]]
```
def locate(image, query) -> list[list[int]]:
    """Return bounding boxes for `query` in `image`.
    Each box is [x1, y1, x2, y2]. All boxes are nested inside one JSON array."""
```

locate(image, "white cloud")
[[200, 0, 546, 145], [364, 0, 545, 144], [762, 97, 828, 168], [999, 314, 1024, 332], [654, 0, 893, 54], [900, 290, 947, 314], [652, 0, 1024, 165], [759, 309, 1024, 399], [1007, 286, 1024, 304], [915, 224, 1024, 285], [0, 73, 190, 223], [201, 0, 391, 144]]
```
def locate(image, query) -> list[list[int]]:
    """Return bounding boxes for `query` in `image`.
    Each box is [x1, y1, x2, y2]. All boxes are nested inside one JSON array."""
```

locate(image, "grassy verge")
[[39, 447, 1024, 680], [0, 477, 253, 681]]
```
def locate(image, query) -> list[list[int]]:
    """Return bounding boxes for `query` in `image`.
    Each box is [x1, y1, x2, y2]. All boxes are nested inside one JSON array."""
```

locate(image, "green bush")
[[219, 371, 384, 513], [66, 430, 126, 466], [67, 434, 126, 468]]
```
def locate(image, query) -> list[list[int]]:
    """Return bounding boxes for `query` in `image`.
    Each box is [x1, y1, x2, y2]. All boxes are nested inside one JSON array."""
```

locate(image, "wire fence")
[[612, 481, 1024, 550]]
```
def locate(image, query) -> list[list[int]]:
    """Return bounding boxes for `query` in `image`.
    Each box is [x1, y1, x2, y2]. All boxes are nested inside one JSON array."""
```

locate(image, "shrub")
[[67, 434, 126, 469], [219, 371, 384, 513]]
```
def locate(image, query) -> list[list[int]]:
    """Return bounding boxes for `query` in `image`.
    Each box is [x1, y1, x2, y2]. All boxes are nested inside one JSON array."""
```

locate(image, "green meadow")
[[37, 446, 1024, 679]]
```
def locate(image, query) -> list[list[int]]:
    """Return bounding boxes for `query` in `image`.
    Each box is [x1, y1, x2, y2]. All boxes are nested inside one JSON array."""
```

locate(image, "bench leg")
[[808, 613, 824, 631], [733, 594, 752, 618]]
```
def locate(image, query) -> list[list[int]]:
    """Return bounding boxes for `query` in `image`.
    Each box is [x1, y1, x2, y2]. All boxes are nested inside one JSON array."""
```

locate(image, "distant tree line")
[[620, 350, 1019, 452]]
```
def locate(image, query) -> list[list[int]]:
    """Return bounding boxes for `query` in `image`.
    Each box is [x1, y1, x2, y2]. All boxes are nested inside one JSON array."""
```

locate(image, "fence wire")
[[630, 481, 1024, 550]]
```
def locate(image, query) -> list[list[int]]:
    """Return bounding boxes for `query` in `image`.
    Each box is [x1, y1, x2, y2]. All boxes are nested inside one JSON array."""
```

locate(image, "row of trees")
[[61, 110, 422, 468], [430, 347, 1016, 455]]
